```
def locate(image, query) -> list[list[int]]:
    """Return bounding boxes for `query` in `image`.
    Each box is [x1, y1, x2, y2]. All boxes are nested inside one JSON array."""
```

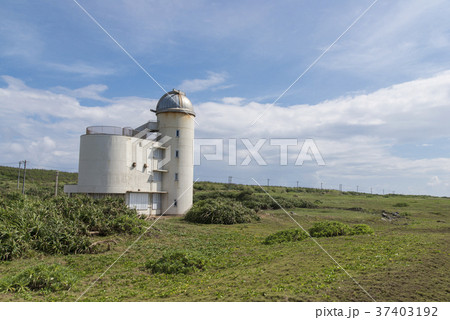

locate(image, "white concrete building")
[[64, 89, 195, 215]]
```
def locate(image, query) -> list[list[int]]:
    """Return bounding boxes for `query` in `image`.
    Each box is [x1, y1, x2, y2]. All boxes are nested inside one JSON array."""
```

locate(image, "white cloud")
[[46, 62, 116, 77], [221, 97, 245, 105], [0, 17, 44, 59], [0, 76, 157, 170], [178, 72, 228, 93], [192, 70, 450, 195], [322, 0, 450, 77], [1, 71, 450, 195], [53, 84, 111, 102]]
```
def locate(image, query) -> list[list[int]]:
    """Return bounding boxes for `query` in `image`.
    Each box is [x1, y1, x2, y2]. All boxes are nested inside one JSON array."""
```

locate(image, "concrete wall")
[[75, 134, 155, 194], [157, 112, 195, 215], [64, 109, 195, 216]]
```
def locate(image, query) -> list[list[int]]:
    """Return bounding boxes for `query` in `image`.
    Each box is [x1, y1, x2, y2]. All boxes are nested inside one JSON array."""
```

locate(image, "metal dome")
[[155, 89, 195, 116]]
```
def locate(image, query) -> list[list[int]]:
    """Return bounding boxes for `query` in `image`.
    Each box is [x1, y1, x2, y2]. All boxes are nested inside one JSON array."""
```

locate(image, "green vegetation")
[[0, 264, 77, 293], [394, 202, 409, 207], [309, 221, 351, 237], [263, 229, 308, 245], [193, 188, 317, 211], [350, 224, 374, 235], [0, 193, 145, 260], [185, 198, 259, 224], [0, 167, 449, 302], [0, 165, 78, 198], [308, 221, 374, 237], [145, 251, 207, 274], [263, 222, 373, 244]]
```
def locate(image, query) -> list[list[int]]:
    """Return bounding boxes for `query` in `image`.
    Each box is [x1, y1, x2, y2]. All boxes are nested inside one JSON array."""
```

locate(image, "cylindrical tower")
[[156, 89, 195, 215]]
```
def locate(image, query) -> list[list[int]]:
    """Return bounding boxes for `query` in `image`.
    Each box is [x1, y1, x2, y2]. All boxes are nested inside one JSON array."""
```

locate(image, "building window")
[[153, 171, 162, 182], [176, 129, 180, 137], [175, 173, 178, 181], [152, 193, 161, 210], [153, 148, 163, 159], [175, 150, 179, 158], [174, 199, 177, 207], [128, 193, 148, 211]]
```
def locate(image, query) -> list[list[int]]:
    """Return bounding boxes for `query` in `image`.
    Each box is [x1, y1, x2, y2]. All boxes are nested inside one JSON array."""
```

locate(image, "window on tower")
[[175, 173, 178, 181], [153, 148, 164, 159], [175, 150, 179, 158], [153, 171, 161, 182], [176, 129, 180, 137]]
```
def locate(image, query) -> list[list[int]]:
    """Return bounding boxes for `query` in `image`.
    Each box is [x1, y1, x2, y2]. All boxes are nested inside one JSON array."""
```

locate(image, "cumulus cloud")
[[192, 70, 450, 195], [0, 76, 157, 170], [1, 71, 450, 195]]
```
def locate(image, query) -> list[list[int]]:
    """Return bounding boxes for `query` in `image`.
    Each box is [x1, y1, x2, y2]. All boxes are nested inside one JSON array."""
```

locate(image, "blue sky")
[[1, 0, 450, 196]]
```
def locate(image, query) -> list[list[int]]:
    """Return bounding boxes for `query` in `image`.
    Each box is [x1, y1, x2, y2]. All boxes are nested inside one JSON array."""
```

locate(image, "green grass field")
[[0, 166, 449, 301]]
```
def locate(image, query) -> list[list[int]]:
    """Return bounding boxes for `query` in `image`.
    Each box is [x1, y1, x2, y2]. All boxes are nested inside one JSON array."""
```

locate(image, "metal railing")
[[86, 126, 135, 136]]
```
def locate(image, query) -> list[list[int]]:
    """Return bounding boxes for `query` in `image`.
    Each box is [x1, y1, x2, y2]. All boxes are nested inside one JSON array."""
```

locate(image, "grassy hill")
[[0, 165, 77, 197], [0, 166, 448, 301]]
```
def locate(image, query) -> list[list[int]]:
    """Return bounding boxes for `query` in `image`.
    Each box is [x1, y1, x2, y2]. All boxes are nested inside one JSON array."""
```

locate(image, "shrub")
[[308, 221, 351, 238], [0, 194, 145, 260], [185, 198, 259, 225], [263, 229, 309, 245], [0, 264, 77, 293], [350, 224, 374, 235], [193, 190, 317, 211], [393, 202, 409, 207], [242, 194, 317, 211], [0, 225, 29, 261], [145, 251, 207, 274]]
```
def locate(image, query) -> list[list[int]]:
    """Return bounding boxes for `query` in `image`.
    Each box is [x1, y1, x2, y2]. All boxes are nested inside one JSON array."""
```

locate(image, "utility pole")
[[357, 185, 359, 192], [17, 161, 22, 190], [21, 160, 27, 195], [370, 187, 373, 194], [382, 189, 384, 195], [55, 171, 59, 197], [296, 181, 299, 189], [267, 179, 270, 187], [228, 176, 232, 184]]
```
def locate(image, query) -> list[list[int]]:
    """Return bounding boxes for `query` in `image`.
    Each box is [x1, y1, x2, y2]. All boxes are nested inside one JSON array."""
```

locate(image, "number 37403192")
[[376, 306, 438, 317]]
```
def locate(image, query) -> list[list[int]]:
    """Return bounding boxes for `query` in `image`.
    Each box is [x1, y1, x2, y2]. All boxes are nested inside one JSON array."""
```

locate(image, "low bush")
[[0, 194, 145, 260], [0, 264, 77, 293], [350, 224, 374, 235], [145, 251, 207, 274], [185, 198, 259, 225], [241, 195, 316, 211], [393, 202, 409, 207], [0, 225, 30, 261], [263, 229, 309, 245], [308, 221, 351, 238], [193, 190, 317, 211], [309, 221, 374, 238]]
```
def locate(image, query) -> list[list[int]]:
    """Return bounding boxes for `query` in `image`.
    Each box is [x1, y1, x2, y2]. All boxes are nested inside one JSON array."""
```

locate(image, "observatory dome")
[[155, 89, 195, 116]]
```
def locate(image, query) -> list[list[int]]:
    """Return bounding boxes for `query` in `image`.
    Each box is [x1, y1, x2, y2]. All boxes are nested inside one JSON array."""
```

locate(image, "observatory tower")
[[64, 89, 195, 216], [155, 89, 195, 215]]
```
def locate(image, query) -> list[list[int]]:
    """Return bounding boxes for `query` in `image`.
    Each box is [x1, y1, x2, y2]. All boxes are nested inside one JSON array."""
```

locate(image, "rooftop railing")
[[86, 126, 135, 136]]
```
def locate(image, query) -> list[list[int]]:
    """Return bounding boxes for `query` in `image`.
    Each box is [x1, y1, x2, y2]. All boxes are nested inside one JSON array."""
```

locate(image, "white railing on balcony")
[[86, 126, 136, 136]]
